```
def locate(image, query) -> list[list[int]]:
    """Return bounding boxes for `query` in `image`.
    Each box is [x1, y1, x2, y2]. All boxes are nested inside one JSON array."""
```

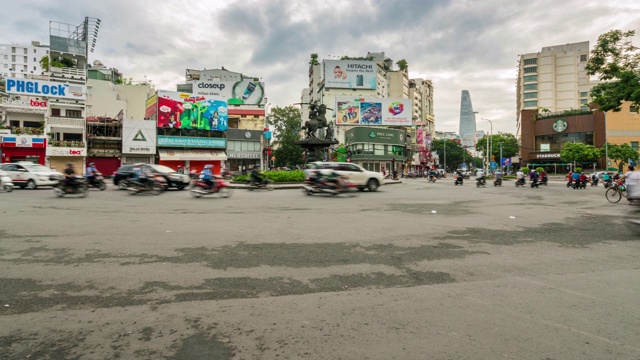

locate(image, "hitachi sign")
[[6, 79, 67, 96], [347, 64, 373, 70]]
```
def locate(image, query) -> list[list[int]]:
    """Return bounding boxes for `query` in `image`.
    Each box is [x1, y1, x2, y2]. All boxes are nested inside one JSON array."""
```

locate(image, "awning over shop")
[[158, 149, 227, 161]]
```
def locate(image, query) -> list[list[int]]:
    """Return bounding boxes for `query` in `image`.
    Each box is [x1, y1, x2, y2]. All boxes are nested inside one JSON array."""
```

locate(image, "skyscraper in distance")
[[459, 90, 477, 152]]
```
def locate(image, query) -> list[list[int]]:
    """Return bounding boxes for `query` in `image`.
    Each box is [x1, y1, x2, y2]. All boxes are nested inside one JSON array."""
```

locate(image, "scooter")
[[493, 177, 502, 187], [303, 178, 358, 196], [530, 178, 540, 188], [515, 178, 526, 187], [590, 177, 599, 187], [0, 170, 14, 192], [476, 177, 486, 188], [190, 176, 233, 198], [52, 175, 88, 198], [246, 178, 274, 191], [428, 174, 437, 183], [454, 174, 463, 186], [540, 176, 548, 186], [572, 179, 586, 189], [85, 172, 107, 191], [126, 175, 166, 195]]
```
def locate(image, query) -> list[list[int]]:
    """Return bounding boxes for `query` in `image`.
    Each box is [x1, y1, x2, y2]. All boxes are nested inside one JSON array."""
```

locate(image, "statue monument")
[[295, 101, 339, 162]]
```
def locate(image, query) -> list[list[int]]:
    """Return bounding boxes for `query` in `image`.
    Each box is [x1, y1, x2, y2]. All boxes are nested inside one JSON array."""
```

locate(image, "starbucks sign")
[[552, 119, 568, 133]]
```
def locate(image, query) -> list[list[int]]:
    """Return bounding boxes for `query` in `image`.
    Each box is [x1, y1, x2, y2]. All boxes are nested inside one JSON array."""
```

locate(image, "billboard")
[[192, 80, 265, 105], [157, 90, 228, 131], [5, 78, 86, 100], [335, 97, 412, 126], [123, 119, 157, 154], [323, 60, 376, 89], [145, 93, 158, 120]]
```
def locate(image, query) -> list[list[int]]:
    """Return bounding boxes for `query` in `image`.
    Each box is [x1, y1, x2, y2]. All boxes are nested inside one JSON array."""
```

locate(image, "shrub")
[[575, 167, 583, 173], [232, 170, 305, 183], [521, 167, 530, 173], [535, 167, 544, 173]]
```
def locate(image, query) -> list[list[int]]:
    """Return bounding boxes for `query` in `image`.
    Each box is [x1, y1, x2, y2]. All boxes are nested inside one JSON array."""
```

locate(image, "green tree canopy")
[[268, 106, 305, 168], [430, 139, 467, 170], [604, 143, 640, 172], [309, 53, 319, 65], [560, 142, 602, 164], [475, 132, 519, 161], [586, 29, 640, 112], [396, 59, 408, 71]]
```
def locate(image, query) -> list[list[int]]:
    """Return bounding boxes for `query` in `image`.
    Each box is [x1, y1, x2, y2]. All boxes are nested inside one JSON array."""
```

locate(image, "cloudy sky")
[[3, 0, 640, 134]]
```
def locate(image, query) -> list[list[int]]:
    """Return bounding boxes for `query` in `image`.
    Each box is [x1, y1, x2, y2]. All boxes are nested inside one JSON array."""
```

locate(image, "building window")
[[523, 92, 537, 99], [65, 109, 82, 118], [33, 49, 36, 53], [23, 48, 27, 55], [523, 66, 537, 74], [523, 75, 537, 82], [631, 105, 638, 113], [580, 92, 588, 97], [523, 84, 537, 90], [523, 58, 537, 65], [631, 142, 639, 151], [33, 57, 36, 62], [581, 106, 589, 111], [580, 54, 587, 62], [580, 99, 588, 104], [523, 100, 538, 107], [51, 108, 61, 116]]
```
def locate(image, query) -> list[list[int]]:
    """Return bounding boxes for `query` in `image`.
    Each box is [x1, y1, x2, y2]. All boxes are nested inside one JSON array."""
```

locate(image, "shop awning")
[[158, 149, 227, 161]]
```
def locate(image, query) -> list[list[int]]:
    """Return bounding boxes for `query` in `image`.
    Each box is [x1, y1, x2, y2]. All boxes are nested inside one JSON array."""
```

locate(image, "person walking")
[[622, 165, 639, 185]]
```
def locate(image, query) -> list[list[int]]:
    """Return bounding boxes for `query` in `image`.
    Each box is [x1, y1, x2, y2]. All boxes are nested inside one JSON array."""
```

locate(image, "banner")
[[122, 119, 157, 154], [157, 90, 228, 131], [323, 60, 376, 89], [335, 97, 412, 126], [5, 78, 86, 100], [157, 136, 226, 148], [192, 80, 265, 105]]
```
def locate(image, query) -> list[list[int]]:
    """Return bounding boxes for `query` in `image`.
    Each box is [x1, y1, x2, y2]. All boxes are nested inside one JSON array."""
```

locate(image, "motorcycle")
[[0, 170, 14, 192], [493, 177, 502, 187], [454, 175, 463, 186], [428, 174, 437, 183], [126, 175, 166, 195], [515, 178, 526, 187], [51, 175, 88, 197], [530, 178, 540, 188], [303, 177, 358, 196], [571, 179, 587, 189], [476, 177, 486, 188], [603, 179, 613, 189], [246, 178, 274, 191], [85, 172, 107, 191], [190, 176, 233, 198], [540, 176, 548, 186], [590, 177, 599, 187]]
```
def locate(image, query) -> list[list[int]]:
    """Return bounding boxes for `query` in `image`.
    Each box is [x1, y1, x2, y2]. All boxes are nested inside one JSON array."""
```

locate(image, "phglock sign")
[[5, 78, 86, 100]]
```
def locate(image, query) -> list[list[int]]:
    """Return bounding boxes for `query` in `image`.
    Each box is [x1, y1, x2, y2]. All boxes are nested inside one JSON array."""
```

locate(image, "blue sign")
[[501, 158, 511, 166], [5, 78, 86, 100], [157, 136, 226, 148], [490, 161, 497, 170]]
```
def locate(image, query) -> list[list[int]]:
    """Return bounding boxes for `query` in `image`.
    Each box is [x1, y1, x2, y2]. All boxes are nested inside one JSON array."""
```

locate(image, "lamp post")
[[481, 118, 493, 173], [443, 137, 447, 173]]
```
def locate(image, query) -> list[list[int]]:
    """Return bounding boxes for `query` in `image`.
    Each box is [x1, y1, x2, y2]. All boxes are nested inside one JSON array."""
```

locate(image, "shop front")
[[345, 127, 406, 173], [158, 148, 227, 174], [46, 146, 86, 173], [1, 135, 46, 164], [226, 129, 262, 174]]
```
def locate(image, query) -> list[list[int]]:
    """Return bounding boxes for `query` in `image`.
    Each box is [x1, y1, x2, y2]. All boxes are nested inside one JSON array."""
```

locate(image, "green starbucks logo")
[[553, 119, 568, 133], [369, 131, 376, 138]]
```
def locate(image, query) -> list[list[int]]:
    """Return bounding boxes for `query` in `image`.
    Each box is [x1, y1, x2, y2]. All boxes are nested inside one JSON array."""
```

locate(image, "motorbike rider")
[[603, 172, 612, 186], [476, 168, 485, 185], [516, 168, 525, 185], [251, 166, 266, 185], [64, 162, 78, 189], [429, 168, 437, 181], [200, 164, 216, 191], [494, 170, 503, 184], [540, 170, 548, 183], [578, 172, 588, 187], [86, 162, 98, 186], [570, 171, 580, 186], [132, 165, 152, 187], [455, 169, 464, 185]]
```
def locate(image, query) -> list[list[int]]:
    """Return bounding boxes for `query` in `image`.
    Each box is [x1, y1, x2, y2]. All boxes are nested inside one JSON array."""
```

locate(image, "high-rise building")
[[0, 41, 49, 80], [458, 90, 477, 151], [516, 41, 593, 138]]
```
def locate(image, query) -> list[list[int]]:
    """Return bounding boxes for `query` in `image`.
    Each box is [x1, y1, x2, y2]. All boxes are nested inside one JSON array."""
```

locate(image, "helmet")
[[629, 165, 635, 171], [89, 162, 95, 166], [204, 164, 213, 169]]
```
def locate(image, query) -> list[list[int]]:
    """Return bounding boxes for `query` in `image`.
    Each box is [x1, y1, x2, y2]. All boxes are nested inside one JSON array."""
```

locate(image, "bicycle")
[[605, 181, 627, 203]]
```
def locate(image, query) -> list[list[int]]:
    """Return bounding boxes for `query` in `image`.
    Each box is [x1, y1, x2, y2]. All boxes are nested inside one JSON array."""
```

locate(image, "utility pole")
[[499, 142, 503, 173], [443, 137, 447, 173]]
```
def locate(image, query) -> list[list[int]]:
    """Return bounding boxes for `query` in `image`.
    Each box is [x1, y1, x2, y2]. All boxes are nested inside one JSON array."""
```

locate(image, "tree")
[[586, 29, 640, 112], [430, 139, 466, 170], [396, 59, 408, 71], [560, 142, 602, 165], [475, 132, 519, 161], [309, 53, 319, 66], [604, 143, 639, 172], [268, 106, 305, 168], [39, 56, 50, 72]]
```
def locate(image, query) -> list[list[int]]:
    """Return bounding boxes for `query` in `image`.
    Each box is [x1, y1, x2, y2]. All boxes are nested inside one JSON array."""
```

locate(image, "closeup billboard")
[[335, 97, 412, 126], [323, 60, 377, 89], [192, 80, 265, 105], [157, 90, 228, 131]]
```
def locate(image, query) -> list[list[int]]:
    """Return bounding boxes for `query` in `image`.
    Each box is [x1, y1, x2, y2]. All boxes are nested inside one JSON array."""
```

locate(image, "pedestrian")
[[622, 165, 639, 186]]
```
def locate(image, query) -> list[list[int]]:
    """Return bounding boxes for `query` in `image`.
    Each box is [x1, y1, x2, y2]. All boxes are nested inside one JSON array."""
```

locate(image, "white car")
[[0, 162, 61, 189], [307, 162, 385, 191]]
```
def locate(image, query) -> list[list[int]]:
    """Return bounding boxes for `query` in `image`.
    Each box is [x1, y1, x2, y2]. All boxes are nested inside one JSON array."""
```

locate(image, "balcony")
[[48, 140, 86, 148], [47, 117, 85, 127], [49, 67, 86, 83], [9, 127, 44, 136]]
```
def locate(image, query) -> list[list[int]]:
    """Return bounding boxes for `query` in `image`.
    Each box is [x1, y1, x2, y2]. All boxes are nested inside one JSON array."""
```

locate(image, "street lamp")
[[481, 118, 493, 173], [443, 137, 447, 173]]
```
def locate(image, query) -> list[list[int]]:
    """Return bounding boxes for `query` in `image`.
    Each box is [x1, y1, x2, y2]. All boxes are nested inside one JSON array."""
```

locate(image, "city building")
[[603, 101, 640, 168], [0, 41, 49, 80], [516, 41, 593, 140], [344, 127, 406, 173], [458, 90, 477, 151], [87, 59, 123, 84]]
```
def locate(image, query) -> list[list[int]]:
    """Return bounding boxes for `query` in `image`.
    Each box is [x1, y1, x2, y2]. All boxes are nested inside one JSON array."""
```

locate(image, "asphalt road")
[[0, 179, 639, 359]]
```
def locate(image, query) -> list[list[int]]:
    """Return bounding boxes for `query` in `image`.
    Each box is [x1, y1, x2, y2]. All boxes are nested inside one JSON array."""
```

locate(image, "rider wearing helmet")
[[86, 162, 98, 186], [64, 162, 77, 189], [201, 164, 216, 191], [251, 166, 265, 185]]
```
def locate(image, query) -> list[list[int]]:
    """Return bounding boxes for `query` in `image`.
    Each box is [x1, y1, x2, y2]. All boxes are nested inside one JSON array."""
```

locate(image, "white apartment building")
[[0, 41, 49, 80], [516, 41, 593, 137]]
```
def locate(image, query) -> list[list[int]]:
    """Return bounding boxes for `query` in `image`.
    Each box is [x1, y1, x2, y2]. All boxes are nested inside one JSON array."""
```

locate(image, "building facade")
[[345, 127, 407, 173], [0, 41, 49, 80], [458, 90, 477, 151]]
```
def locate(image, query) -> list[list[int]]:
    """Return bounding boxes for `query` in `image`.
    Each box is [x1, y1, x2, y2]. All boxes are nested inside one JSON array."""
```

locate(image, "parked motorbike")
[[303, 178, 358, 196], [515, 178, 526, 187], [246, 178, 274, 191], [51, 175, 88, 198], [85, 172, 107, 191], [493, 177, 502, 187], [126, 175, 166, 195], [476, 177, 486, 188], [0, 171, 14, 192], [190, 176, 233, 198]]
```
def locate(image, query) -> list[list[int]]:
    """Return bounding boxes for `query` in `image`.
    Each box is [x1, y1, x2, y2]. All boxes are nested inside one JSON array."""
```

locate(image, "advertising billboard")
[[323, 60, 377, 89], [145, 93, 158, 120], [157, 90, 228, 131], [192, 80, 265, 105], [5, 78, 86, 100], [335, 97, 412, 126], [123, 119, 157, 154]]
